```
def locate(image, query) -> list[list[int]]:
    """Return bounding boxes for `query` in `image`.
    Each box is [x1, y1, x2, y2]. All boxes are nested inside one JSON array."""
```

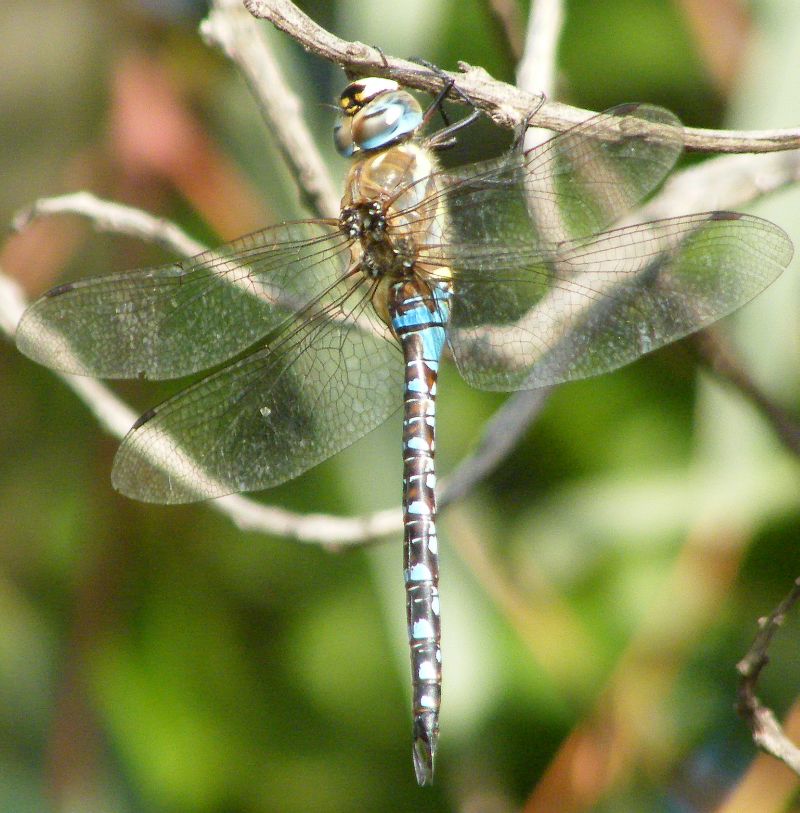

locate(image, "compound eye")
[[351, 92, 423, 151], [355, 102, 403, 145], [333, 117, 356, 157]]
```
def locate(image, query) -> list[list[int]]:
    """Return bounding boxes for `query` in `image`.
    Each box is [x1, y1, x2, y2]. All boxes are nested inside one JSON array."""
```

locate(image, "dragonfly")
[[16, 75, 792, 785]]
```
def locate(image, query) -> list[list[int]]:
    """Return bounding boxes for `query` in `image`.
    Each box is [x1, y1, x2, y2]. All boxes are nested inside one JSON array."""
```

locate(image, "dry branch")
[[244, 0, 800, 152], [737, 577, 800, 775]]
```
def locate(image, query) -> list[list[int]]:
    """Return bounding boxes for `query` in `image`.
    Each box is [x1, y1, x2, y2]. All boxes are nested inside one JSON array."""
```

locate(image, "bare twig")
[[483, 0, 564, 458], [712, 699, 800, 812], [640, 148, 800, 462], [0, 272, 31, 338], [440, 387, 552, 509], [201, 0, 339, 218], [637, 149, 800, 221], [10, 192, 208, 257], [737, 577, 800, 775], [517, 0, 563, 154], [221, 495, 399, 545], [516, 0, 563, 98], [693, 329, 800, 458], [244, 0, 800, 153]]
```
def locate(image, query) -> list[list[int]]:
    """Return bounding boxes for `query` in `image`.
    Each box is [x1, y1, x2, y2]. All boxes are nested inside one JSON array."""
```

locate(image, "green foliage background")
[[1, 1, 799, 811]]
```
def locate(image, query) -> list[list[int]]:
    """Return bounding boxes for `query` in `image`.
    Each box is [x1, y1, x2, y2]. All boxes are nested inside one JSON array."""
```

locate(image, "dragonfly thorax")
[[340, 200, 415, 281], [340, 200, 386, 241], [340, 139, 448, 278]]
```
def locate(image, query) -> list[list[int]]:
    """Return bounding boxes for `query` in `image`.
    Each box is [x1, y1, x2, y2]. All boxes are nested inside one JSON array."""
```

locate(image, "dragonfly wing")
[[16, 220, 351, 380], [443, 213, 792, 390], [435, 104, 684, 251], [111, 288, 402, 503]]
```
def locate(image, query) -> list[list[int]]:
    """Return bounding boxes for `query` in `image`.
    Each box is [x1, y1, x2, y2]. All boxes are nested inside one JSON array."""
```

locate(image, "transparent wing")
[[436, 213, 791, 390], [111, 284, 402, 503], [16, 220, 351, 379], [416, 103, 684, 251]]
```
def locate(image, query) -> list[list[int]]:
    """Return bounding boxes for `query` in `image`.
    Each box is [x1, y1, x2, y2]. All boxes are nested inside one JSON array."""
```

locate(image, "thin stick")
[[737, 577, 800, 775], [11, 192, 208, 257], [693, 329, 800, 459], [201, 0, 339, 218], [244, 0, 800, 153], [516, 0, 564, 97]]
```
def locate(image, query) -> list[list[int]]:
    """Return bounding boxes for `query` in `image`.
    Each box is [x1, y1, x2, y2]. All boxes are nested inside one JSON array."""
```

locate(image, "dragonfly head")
[[334, 78, 423, 157]]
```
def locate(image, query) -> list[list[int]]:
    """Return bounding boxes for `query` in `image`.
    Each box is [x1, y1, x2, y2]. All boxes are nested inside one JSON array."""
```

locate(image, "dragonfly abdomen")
[[389, 278, 452, 786]]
